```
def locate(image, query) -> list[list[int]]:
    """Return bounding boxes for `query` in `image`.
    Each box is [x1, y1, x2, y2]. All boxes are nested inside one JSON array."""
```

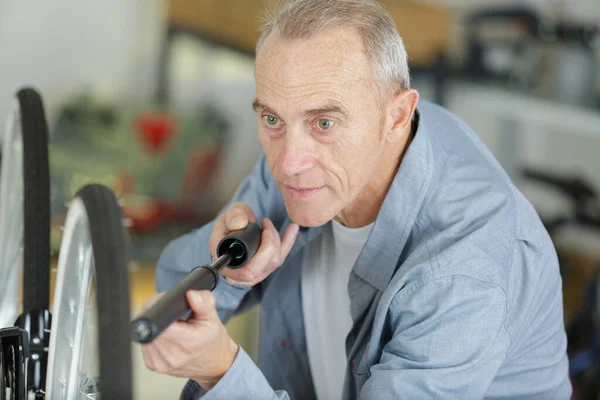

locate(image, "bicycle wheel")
[[46, 184, 132, 399], [0, 345, 4, 397], [0, 87, 51, 327]]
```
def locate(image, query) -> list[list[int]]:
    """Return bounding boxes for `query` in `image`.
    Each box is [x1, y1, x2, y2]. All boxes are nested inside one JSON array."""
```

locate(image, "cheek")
[[258, 131, 281, 170], [328, 120, 383, 189], [257, 126, 270, 148]]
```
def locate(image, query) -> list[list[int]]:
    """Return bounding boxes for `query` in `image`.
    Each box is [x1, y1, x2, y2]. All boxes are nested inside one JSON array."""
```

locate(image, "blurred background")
[[1, 0, 599, 398]]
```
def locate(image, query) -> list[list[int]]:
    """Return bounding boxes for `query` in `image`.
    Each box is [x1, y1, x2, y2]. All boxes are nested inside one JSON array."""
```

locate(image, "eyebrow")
[[252, 99, 278, 116], [252, 98, 348, 118]]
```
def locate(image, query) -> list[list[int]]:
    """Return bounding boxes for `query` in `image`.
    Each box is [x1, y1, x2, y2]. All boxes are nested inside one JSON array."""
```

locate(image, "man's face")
[[254, 26, 388, 227]]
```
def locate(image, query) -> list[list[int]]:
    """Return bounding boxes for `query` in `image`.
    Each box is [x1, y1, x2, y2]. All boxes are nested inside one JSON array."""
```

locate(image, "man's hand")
[[208, 202, 299, 287], [140, 290, 238, 390]]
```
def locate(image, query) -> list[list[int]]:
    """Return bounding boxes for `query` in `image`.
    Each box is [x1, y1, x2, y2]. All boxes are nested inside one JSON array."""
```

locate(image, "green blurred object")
[[49, 93, 229, 261]]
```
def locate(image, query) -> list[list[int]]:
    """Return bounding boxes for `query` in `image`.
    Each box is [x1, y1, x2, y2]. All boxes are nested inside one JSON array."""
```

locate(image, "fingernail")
[[232, 215, 244, 226]]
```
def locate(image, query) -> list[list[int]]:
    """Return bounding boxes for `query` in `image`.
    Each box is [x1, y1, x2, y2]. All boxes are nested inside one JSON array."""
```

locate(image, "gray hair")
[[255, 0, 411, 97]]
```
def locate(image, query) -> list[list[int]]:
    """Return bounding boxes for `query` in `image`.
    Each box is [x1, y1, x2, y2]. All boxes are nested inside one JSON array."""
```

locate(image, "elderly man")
[[141, 0, 572, 398]]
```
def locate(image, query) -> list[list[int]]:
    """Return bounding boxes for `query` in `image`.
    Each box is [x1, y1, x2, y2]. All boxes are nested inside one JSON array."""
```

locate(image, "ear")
[[386, 89, 419, 142]]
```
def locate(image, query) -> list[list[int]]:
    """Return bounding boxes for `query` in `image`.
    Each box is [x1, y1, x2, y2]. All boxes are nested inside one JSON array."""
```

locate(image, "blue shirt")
[[156, 100, 572, 399]]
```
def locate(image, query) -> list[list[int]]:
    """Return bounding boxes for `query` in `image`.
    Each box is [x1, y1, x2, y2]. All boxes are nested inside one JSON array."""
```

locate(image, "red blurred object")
[[180, 147, 218, 195], [122, 145, 220, 233], [134, 113, 176, 153], [124, 199, 204, 234]]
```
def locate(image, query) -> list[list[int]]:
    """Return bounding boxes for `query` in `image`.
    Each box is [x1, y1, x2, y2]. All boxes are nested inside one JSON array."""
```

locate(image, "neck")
[[336, 126, 414, 228]]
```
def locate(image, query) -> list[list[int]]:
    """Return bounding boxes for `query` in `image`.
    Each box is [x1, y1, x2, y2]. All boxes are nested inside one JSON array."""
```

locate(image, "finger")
[[142, 341, 173, 373], [279, 222, 300, 261], [259, 221, 299, 276], [158, 318, 219, 354], [224, 275, 247, 286], [143, 340, 175, 373], [262, 218, 281, 248], [221, 219, 281, 285], [208, 214, 228, 261], [208, 203, 257, 260], [149, 334, 191, 371], [186, 290, 219, 322], [140, 343, 157, 371], [154, 291, 221, 351], [224, 202, 257, 231], [221, 225, 277, 287], [221, 224, 278, 283]]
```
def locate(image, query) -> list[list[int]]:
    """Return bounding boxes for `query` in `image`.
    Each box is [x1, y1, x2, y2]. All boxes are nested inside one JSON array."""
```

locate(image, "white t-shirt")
[[301, 219, 374, 400]]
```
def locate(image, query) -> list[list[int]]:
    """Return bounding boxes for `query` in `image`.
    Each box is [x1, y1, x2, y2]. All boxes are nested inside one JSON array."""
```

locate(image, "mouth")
[[283, 185, 325, 199]]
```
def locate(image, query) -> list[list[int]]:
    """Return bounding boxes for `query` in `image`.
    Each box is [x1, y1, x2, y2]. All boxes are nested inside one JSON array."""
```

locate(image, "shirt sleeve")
[[179, 347, 290, 400], [359, 274, 510, 399]]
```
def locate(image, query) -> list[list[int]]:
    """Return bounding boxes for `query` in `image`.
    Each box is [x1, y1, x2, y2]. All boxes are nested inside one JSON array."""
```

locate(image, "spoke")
[[46, 199, 99, 400], [79, 375, 100, 400]]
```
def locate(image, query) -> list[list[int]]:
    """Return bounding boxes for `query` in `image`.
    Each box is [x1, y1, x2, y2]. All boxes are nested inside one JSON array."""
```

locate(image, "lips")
[[284, 185, 324, 199]]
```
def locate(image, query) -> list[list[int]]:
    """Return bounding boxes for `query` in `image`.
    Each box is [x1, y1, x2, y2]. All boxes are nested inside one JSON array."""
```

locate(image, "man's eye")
[[263, 115, 280, 126], [317, 119, 334, 130]]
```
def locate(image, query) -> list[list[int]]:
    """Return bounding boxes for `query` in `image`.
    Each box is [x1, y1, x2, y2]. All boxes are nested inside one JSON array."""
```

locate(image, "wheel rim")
[[0, 101, 24, 328], [46, 198, 100, 399]]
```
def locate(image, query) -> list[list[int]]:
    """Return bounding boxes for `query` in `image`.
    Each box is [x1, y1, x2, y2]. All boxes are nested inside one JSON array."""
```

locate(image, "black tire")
[[16, 87, 51, 313], [76, 184, 132, 399]]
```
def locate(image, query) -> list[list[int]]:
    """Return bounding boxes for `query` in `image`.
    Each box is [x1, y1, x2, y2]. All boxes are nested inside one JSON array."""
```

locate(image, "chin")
[[285, 202, 334, 228]]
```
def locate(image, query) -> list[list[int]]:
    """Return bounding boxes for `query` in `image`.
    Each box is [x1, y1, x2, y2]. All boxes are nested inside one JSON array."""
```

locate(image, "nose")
[[278, 127, 316, 177]]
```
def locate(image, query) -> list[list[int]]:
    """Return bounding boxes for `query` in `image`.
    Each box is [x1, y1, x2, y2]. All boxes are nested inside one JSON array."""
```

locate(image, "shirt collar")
[[352, 107, 435, 291]]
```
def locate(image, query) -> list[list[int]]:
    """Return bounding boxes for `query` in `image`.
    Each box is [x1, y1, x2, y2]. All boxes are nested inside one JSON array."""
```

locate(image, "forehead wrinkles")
[[255, 30, 379, 114], [255, 65, 372, 114], [258, 47, 367, 85], [257, 73, 357, 103], [256, 31, 372, 86]]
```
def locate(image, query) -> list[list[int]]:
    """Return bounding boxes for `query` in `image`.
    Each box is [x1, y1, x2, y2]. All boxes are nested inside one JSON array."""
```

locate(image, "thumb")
[[186, 290, 218, 321]]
